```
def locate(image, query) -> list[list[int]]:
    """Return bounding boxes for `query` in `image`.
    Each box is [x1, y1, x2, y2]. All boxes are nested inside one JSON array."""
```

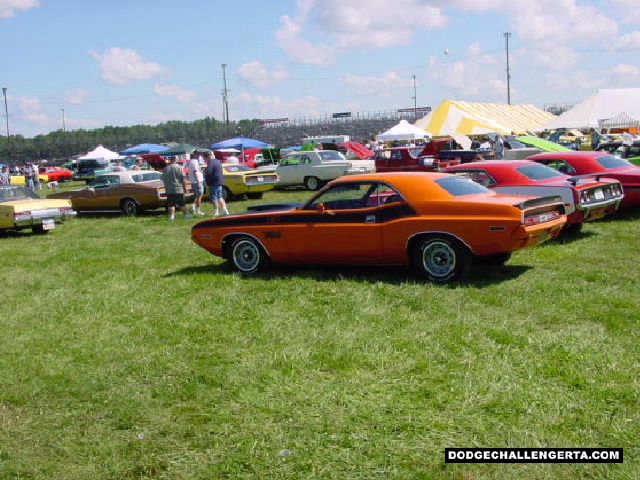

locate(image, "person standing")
[[494, 135, 505, 159], [186, 151, 205, 215], [24, 162, 36, 190], [203, 152, 230, 217], [0, 166, 9, 184], [161, 157, 192, 221]]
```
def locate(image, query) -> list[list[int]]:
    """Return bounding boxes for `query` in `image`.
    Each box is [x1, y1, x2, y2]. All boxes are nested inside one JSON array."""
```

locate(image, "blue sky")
[[1, 0, 639, 138]]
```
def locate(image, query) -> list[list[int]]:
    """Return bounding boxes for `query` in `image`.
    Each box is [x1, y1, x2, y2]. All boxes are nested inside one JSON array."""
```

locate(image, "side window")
[[300, 155, 310, 165], [390, 151, 402, 161], [555, 161, 576, 175], [307, 183, 377, 210], [469, 170, 496, 187], [282, 156, 299, 166]]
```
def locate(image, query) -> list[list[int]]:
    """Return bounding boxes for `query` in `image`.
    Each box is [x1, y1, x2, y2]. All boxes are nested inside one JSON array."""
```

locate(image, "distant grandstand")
[[252, 109, 431, 147]]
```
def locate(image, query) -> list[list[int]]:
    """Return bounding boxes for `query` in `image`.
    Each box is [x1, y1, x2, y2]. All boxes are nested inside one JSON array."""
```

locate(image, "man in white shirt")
[[186, 151, 205, 215]]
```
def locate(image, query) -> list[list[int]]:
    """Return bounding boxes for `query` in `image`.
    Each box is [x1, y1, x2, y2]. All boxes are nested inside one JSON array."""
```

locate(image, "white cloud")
[[618, 31, 640, 50], [275, 0, 449, 62], [17, 96, 49, 126], [342, 71, 412, 96], [276, 15, 336, 65], [509, 0, 618, 46], [89, 48, 170, 86], [154, 83, 196, 103], [65, 88, 89, 105], [607, 0, 640, 23], [234, 91, 323, 119], [530, 46, 579, 71], [0, 0, 39, 18], [611, 63, 640, 82], [427, 43, 506, 99], [238, 61, 289, 88]]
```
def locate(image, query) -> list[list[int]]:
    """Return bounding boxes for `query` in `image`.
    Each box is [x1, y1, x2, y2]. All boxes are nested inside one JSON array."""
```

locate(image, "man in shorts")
[[162, 157, 192, 220], [203, 152, 230, 217], [186, 151, 205, 215]]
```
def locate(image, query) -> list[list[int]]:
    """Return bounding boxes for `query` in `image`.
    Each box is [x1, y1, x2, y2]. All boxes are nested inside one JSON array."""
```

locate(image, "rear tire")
[[121, 198, 140, 216], [563, 222, 583, 235], [411, 235, 471, 283], [227, 236, 270, 275]]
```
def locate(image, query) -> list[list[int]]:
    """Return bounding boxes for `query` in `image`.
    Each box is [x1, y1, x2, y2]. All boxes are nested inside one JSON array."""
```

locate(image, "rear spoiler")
[[516, 195, 564, 211], [566, 174, 605, 185]]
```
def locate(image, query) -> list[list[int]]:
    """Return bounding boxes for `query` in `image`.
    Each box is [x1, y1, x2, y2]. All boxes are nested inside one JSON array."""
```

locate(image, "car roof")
[[527, 151, 606, 160], [448, 160, 534, 169]]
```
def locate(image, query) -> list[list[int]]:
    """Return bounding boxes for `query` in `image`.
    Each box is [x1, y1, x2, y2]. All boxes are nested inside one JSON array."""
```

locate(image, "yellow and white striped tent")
[[415, 99, 555, 136]]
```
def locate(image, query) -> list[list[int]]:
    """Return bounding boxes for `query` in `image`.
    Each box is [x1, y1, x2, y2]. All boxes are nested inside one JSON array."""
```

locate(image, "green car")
[[596, 141, 640, 166]]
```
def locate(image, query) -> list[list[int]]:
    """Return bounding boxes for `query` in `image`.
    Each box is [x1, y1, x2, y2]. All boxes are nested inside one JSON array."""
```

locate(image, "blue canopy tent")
[[119, 143, 167, 155], [210, 137, 269, 150]]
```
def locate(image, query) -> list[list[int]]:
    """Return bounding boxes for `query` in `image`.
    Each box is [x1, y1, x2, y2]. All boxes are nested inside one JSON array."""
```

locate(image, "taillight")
[[524, 210, 563, 225]]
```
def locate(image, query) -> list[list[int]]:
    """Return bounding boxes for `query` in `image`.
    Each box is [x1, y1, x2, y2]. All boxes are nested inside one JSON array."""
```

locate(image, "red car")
[[444, 160, 624, 233], [38, 166, 74, 182], [527, 151, 640, 208], [374, 146, 460, 172]]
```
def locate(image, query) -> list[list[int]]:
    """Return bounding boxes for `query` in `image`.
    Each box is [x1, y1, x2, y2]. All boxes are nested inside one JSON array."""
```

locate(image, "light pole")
[[221, 64, 230, 135], [62, 108, 67, 158], [412, 75, 417, 122], [504, 32, 512, 105], [2, 88, 9, 161]]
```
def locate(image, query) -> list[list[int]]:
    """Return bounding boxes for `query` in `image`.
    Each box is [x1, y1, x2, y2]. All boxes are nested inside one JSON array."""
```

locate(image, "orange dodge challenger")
[[192, 172, 567, 283]]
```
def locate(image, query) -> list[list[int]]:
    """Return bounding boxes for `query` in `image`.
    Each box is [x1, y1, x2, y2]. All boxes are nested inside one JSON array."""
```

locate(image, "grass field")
[[1, 182, 638, 479]]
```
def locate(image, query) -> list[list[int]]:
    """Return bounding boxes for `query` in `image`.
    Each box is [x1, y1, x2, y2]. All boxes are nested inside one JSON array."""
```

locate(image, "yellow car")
[[220, 163, 279, 200], [0, 184, 76, 234]]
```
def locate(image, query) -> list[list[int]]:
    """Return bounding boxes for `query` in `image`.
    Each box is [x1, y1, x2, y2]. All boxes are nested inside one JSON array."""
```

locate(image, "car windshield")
[[0, 186, 41, 202], [436, 176, 491, 196], [596, 154, 633, 169], [224, 165, 251, 172], [516, 164, 566, 180]]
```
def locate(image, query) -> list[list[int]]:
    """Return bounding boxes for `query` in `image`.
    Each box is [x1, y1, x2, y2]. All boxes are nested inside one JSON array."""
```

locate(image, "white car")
[[276, 150, 375, 190]]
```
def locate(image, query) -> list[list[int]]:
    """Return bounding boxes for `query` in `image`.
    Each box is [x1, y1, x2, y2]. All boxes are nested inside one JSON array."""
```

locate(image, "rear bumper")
[[14, 210, 77, 228]]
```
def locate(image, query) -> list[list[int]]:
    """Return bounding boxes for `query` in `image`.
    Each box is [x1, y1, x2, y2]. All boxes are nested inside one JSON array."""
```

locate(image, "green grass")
[[1, 183, 638, 479]]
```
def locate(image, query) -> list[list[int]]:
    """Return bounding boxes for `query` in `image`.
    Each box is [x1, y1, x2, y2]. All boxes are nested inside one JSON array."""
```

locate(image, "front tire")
[[304, 176, 321, 191], [411, 236, 472, 283], [121, 198, 141, 216], [227, 236, 270, 275]]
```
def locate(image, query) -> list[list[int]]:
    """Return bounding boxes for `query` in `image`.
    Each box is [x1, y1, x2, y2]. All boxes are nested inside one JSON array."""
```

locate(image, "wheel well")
[[120, 197, 139, 206], [406, 232, 473, 262], [221, 233, 269, 258]]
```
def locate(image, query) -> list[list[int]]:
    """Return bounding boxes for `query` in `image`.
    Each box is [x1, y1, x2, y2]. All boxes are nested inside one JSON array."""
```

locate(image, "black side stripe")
[[192, 204, 417, 231]]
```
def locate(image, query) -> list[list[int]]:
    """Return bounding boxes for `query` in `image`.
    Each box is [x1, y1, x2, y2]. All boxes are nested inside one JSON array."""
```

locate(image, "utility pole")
[[412, 75, 417, 122], [2, 88, 9, 162], [504, 32, 512, 105], [221, 64, 230, 135], [62, 108, 67, 158]]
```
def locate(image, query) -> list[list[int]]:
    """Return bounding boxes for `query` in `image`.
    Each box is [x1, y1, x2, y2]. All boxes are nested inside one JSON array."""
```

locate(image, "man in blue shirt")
[[203, 152, 230, 217]]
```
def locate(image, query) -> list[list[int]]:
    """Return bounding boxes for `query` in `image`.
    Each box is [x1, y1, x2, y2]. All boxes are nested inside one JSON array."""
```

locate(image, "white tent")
[[539, 88, 640, 131], [77, 144, 121, 161], [377, 119, 431, 141]]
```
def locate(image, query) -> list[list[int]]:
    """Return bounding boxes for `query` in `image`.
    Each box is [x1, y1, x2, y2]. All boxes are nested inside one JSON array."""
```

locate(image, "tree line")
[[0, 117, 263, 164]]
